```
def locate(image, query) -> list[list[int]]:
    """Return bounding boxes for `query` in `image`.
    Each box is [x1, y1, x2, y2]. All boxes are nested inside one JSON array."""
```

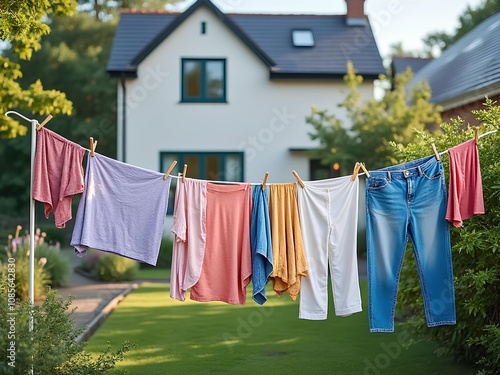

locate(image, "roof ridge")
[[120, 9, 181, 14], [118, 9, 346, 17], [393, 56, 434, 60], [226, 13, 345, 17]]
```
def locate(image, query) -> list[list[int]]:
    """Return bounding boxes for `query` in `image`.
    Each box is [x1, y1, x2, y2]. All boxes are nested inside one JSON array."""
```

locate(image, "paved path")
[[54, 255, 139, 342]]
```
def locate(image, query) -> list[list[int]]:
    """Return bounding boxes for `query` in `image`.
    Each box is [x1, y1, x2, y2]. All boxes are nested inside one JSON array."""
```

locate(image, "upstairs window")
[[292, 30, 315, 47], [181, 58, 226, 102]]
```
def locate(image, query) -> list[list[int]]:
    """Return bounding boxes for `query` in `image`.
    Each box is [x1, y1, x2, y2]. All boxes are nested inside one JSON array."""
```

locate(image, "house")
[[107, 0, 384, 202], [410, 12, 500, 125]]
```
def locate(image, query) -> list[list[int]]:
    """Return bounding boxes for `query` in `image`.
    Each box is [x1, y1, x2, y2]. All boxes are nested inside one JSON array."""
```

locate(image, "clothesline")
[[57, 126, 499, 186], [438, 129, 498, 156], [166, 129, 498, 185]]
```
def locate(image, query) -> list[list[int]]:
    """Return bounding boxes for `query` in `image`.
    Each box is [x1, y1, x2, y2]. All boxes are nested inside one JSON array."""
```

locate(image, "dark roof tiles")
[[107, 12, 179, 74], [230, 14, 384, 76], [411, 12, 500, 104]]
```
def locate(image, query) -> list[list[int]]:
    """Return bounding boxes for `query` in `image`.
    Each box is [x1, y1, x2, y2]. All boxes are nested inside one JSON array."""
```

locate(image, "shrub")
[[1, 249, 49, 301], [38, 224, 66, 246], [394, 100, 500, 373], [92, 253, 139, 282], [79, 249, 102, 273], [0, 226, 72, 300], [0, 277, 135, 374], [34, 244, 71, 287]]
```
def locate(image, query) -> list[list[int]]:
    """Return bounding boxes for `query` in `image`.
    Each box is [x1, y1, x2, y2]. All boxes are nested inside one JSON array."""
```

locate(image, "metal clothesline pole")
[[5, 111, 39, 330]]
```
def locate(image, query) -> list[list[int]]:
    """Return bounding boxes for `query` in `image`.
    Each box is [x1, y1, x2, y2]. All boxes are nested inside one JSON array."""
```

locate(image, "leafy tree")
[[13, 13, 119, 156], [0, 0, 75, 138], [78, 0, 180, 21], [395, 99, 500, 374], [306, 62, 442, 173], [423, 0, 500, 53], [389, 42, 418, 58]]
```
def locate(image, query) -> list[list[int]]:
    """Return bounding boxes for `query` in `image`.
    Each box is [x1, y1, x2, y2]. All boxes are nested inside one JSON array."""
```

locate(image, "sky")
[[170, 0, 485, 58]]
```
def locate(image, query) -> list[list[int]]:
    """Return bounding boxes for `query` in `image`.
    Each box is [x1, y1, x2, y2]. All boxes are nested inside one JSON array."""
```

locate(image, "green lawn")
[[86, 281, 476, 375], [136, 267, 171, 280]]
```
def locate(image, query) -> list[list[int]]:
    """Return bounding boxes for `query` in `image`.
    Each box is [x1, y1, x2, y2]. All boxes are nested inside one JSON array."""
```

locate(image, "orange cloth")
[[268, 183, 307, 300], [190, 183, 252, 305]]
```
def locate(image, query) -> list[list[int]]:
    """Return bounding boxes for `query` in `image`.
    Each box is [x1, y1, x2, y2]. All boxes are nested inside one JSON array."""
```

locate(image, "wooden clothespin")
[[352, 162, 370, 180], [352, 162, 360, 181], [431, 143, 440, 161], [163, 160, 177, 180], [292, 170, 305, 188], [261, 172, 269, 191], [182, 164, 188, 183], [36, 115, 53, 131], [359, 162, 370, 178], [475, 127, 479, 145], [89, 137, 97, 157]]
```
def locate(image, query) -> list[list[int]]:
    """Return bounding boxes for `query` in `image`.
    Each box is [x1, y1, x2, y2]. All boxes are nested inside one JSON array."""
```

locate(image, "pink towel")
[[446, 139, 485, 228], [33, 128, 84, 228]]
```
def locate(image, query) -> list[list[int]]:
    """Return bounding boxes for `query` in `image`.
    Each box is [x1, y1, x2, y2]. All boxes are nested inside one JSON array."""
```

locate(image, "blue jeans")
[[366, 155, 456, 332]]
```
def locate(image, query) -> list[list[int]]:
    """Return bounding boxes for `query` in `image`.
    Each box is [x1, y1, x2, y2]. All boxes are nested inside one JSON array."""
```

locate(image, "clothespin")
[[163, 160, 177, 180], [431, 143, 440, 161], [182, 164, 188, 183], [292, 170, 305, 188], [352, 162, 360, 181], [261, 172, 269, 191], [89, 137, 97, 157], [359, 162, 370, 178], [475, 127, 479, 145], [36, 115, 53, 131], [352, 162, 370, 180]]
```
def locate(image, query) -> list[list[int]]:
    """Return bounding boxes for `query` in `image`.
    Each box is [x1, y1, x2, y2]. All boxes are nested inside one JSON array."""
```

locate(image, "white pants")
[[297, 176, 362, 320]]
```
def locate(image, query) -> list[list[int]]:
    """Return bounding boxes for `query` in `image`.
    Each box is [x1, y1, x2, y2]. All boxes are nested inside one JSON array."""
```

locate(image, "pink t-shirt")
[[170, 178, 207, 301], [33, 128, 84, 228], [190, 183, 252, 305], [446, 139, 485, 228]]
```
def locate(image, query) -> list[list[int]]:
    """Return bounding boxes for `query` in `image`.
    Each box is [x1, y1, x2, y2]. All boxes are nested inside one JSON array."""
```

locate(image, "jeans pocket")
[[367, 177, 390, 190], [422, 167, 444, 181]]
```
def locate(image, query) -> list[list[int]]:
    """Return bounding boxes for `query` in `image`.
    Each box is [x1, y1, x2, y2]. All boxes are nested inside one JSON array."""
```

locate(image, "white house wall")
[[122, 5, 374, 183]]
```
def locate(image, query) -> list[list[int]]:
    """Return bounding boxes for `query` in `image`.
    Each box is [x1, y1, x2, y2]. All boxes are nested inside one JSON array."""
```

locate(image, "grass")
[[86, 281, 476, 375], [136, 267, 171, 280]]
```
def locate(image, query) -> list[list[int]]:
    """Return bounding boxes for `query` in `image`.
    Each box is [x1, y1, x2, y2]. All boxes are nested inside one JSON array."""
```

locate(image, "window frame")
[[160, 151, 244, 214], [292, 29, 315, 47], [181, 58, 227, 103]]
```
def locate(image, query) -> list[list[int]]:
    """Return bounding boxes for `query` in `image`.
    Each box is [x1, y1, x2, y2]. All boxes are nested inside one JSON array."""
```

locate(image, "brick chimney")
[[345, 0, 366, 26]]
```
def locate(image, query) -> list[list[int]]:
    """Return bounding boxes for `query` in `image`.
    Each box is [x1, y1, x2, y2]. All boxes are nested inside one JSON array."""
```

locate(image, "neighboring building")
[[391, 56, 433, 89], [410, 12, 500, 125], [107, 0, 384, 206]]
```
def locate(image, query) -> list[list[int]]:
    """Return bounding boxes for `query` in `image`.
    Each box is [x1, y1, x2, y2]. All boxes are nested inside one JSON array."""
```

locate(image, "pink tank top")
[[190, 183, 252, 305]]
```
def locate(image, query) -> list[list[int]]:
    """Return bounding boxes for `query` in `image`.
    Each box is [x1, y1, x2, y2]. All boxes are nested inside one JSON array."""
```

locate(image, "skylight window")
[[292, 30, 315, 47]]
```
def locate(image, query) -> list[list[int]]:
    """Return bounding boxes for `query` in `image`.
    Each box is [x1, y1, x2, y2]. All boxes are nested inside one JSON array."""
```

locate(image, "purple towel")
[[71, 153, 171, 266]]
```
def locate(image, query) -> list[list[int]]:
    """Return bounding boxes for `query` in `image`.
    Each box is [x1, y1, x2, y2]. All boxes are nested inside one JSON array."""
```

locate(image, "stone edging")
[[75, 283, 139, 343]]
